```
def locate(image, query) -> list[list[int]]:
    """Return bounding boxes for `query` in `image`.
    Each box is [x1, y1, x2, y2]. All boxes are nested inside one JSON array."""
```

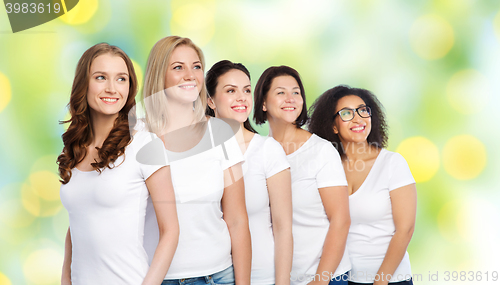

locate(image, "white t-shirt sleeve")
[[388, 152, 415, 191], [133, 131, 170, 180], [220, 135, 244, 170], [316, 142, 348, 188], [264, 137, 290, 178]]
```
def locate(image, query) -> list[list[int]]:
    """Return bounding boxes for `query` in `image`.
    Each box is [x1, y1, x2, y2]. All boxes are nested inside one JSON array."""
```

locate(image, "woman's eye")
[[277, 91, 284, 95], [293, 91, 300, 95], [194, 65, 202, 70], [244, 89, 251, 93], [227, 89, 235, 93], [173, 66, 182, 70], [118, 77, 127, 82], [96, 75, 105, 80]]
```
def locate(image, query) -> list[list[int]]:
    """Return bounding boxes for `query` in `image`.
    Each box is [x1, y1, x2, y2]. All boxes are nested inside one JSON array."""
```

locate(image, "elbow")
[[396, 224, 415, 241]]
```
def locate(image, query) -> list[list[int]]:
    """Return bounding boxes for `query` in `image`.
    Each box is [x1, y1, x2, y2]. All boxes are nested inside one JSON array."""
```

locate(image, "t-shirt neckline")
[[285, 133, 316, 158], [349, 148, 386, 197]]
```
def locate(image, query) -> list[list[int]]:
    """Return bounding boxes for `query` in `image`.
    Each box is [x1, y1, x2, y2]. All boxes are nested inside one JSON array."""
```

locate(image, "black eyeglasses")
[[334, 106, 372, 122]]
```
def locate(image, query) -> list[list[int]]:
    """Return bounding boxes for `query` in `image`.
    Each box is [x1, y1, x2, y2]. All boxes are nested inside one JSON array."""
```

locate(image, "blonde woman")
[[141, 36, 251, 285]]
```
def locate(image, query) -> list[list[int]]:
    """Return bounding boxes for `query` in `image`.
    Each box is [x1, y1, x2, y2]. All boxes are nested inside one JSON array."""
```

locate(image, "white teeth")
[[180, 85, 196, 89], [102, 98, 118, 102], [232, 106, 246, 110], [351, 126, 365, 131], [282, 107, 295, 110]]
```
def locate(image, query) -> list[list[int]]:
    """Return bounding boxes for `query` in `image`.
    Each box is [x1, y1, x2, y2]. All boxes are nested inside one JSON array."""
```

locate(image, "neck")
[[268, 117, 299, 144], [340, 139, 373, 161], [90, 111, 118, 148], [164, 100, 201, 133]]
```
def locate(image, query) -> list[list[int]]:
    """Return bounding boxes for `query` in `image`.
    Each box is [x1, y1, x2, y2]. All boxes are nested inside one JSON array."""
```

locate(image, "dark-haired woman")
[[254, 66, 351, 285], [309, 86, 416, 285], [58, 43, 179, 285], [206, 60, 293, 285]]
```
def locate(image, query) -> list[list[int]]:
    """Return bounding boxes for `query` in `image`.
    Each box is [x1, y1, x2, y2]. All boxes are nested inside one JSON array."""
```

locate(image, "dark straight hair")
[[253, 65, 308, 128], [308, 85, 388, 157], [205, 60, 257, 133]]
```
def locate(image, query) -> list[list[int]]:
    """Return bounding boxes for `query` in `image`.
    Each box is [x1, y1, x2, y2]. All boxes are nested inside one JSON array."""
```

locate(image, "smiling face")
[[263, 75, 303, 124], [164, 45, 204, 105], [87, 53, 130, 119], [209, 69, 252, 123], [333, 95, 372, 144]]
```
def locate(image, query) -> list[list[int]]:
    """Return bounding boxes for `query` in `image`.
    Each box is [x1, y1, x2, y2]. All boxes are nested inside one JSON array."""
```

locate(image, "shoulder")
[[380, 149, 408, 165]]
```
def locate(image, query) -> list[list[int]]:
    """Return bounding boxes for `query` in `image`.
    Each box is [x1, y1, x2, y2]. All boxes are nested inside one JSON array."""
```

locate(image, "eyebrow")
[[92, 71, 129, 76], [274, 86, 300, 91], [223, 84, 252, 88], [170, 61, 202, 66]]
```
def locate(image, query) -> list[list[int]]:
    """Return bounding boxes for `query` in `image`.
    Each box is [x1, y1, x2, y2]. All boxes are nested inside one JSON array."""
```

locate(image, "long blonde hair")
[[143, 36, 208, 135]]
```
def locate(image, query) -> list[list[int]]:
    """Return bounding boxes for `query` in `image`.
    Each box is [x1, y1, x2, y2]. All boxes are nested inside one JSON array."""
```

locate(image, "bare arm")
[[310, 185, 350, 285], [373, 184, 417, 285], [221, 162, 251, 285], [142, 166, 179, 285], [267, 169, 293, 285], [61, 227, 72, 285]]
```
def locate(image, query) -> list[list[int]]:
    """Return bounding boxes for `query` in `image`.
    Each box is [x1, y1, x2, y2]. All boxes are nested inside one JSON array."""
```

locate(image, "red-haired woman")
[[58, 43, 179, 285]]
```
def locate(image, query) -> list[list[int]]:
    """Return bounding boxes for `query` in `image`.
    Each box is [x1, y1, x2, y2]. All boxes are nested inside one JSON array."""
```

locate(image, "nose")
[[352, 110, 363, 122], [105, 80, 117, 94], [183, 68, 195, 81], [284, 92, 295, 103], [236, 90, 247, 102]]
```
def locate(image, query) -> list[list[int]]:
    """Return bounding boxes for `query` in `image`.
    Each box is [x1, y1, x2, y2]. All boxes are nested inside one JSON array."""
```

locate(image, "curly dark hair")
[[253, 66, 308, 128], [57, 43, 138, 184], [308, 85, 388, 157], [205, 60, 257, 133]]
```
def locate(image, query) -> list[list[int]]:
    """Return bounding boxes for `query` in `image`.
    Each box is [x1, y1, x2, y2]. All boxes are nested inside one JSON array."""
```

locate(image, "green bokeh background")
[[1, 0, 499, 284]]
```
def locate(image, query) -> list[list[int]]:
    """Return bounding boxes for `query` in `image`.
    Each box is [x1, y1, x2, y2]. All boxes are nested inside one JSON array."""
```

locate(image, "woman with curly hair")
[[309, 86, 417, 285], [253, 66, 351, 285], [141, 36, 251, 285], [58, 43, 179, 285], [206, 60, 293, 285]]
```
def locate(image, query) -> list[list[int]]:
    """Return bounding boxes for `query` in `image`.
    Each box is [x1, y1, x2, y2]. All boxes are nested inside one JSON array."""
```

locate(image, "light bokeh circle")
[[446, 69, 489, 115], [59, 0, 99, 25], [409, 14, 454, 60], [442, 135, 487, 180], [23, 249, 63, 285], [437, 200, 471, 244], [170, 2, 215, 47], [29, 171, 61, 201], [0, 272, 12, 285], [0, 72, 12, 113], [395, 136, 440, 183]]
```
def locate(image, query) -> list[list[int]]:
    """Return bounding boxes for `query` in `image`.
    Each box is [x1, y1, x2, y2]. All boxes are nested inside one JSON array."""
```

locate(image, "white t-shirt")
[[60, 131, 168, 285], [347, 149, 415, 283], [242, 134, 290, 285], [287, 134, 351, 285], [143, 117, 244, 279]]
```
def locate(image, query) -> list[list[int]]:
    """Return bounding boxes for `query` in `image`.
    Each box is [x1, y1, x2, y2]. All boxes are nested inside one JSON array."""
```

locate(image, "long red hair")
[[57, 43, 138, 184]]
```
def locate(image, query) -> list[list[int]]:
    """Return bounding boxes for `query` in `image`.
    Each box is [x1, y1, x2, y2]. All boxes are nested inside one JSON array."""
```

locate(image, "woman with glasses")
[[309, 85, 417, 285], [254, 66, 351, 285]]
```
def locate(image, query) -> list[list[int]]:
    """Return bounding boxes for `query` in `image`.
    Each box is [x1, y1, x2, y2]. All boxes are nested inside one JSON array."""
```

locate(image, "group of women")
[[58, 36, 417, 285]]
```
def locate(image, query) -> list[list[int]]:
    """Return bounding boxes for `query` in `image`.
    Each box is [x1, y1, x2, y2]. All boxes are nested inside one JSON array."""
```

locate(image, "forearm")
[[374, 229, 414, 285], [142, 229, 179, 285], [228, 221, 252, 285], [274, 226, 293, 285], [61, 228, 72, 285], [312, 222, 349, 285]]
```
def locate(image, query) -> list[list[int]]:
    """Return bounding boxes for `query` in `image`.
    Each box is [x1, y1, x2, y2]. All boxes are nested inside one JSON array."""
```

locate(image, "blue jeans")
[[329, 271, 349, 285], [161, 265, 235, 285]]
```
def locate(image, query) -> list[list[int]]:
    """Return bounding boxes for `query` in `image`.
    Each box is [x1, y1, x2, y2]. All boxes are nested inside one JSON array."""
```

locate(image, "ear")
[[207, 97, 216, 110], [333, 124, 339, 134], [262, 102, 267, 112]]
